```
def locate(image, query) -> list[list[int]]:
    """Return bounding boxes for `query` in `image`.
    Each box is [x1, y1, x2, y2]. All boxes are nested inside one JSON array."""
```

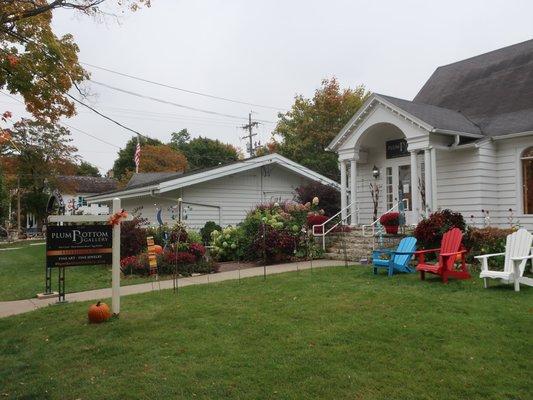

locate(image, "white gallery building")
[[328, 40, 533, 230]]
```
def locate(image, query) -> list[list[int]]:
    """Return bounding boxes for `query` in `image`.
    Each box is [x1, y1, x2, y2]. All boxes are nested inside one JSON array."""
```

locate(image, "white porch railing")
[[361, 199, 408, 237], [312, 201, 358, 250]]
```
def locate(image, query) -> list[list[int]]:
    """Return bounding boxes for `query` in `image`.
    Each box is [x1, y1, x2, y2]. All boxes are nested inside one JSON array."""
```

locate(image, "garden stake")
[[307, 228, 313, 272], [262, 222, 267, 281], [237, 253, 241, 284], [294, 242, 299, 275], [173, 231, 182, 294]]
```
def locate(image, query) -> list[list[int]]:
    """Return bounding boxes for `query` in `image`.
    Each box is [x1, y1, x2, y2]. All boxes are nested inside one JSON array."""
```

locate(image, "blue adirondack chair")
[[372, 236, 417, 276]]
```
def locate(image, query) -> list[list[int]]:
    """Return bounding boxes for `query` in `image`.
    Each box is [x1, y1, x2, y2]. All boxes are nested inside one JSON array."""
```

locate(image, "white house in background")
[[25, 176, 117, 231], [86, 153, 339, 229], [328, 39, 533, 230], [47, 176, 118, 215]]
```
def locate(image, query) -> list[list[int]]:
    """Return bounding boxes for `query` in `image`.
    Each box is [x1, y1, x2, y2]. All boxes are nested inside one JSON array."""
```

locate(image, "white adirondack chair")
[[475, 228, 533, 291]]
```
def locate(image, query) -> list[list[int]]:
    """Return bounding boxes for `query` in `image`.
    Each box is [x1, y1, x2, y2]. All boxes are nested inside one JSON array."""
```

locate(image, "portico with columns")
[[327, 93, 476, 227], [324, 41, 533, 232]]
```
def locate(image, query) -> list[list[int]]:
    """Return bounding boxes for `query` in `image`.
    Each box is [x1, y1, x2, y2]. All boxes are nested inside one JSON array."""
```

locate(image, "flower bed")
[[121, 221, 216, 277], [210, 200, 324, 263], [464, 226, 515, 270]]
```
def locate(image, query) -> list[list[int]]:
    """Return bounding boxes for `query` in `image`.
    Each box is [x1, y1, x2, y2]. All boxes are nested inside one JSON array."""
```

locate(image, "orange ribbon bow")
[[108, 209, 128, 226]]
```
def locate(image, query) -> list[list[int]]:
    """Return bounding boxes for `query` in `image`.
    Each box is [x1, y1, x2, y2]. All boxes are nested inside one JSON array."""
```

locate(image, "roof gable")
[[87, 154, 339, 202], [326, 93, 483, 151], [414, 39, 533, 135]]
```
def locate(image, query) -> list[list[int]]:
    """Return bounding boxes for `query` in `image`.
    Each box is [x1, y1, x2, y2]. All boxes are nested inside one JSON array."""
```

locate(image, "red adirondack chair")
[[415, 227, 471, 283]]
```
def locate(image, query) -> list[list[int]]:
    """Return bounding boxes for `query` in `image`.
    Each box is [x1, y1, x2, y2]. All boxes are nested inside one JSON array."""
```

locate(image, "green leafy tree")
[[0, 118, 78, 225], [76, 161, 100, 177], [170, 132, 239, 170], [0, 0, 151, 122], [170, 129, 191, 147], [274, 77, 369, 181], [112, 136, 162, 180]]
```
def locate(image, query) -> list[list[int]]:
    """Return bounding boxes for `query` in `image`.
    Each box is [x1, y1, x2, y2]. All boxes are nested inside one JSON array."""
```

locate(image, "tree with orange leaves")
[[117, 144, 187, 188], [139, 144, 187, 174], [0, 1, 151, 122], [274, 77, 369, 181]]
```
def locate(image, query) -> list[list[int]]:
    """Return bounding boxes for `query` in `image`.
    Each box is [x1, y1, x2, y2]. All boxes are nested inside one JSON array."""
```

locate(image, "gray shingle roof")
[[55, 176, 118, 194], [413, 39, 533, 136], [376, 94, 483, 134], [126, 172, 181, 188], [94, 158, 259, 196]]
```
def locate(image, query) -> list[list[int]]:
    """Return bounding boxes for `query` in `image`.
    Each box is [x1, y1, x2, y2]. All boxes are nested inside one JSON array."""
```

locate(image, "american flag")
[[134, 138, 141, 173]]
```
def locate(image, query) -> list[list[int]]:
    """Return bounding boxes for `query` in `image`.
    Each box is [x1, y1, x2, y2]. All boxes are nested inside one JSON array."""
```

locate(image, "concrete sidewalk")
[[0, 259, 344, 318]]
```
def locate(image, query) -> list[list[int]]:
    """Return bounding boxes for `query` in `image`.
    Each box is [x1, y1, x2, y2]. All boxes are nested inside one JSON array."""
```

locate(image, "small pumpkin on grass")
[[88, 301, 111, 323]]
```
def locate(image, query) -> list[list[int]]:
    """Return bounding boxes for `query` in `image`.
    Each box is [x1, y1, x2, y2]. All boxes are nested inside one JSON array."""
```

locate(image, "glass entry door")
[[396, 164, 417, 225], [398, 165, 412, 211]]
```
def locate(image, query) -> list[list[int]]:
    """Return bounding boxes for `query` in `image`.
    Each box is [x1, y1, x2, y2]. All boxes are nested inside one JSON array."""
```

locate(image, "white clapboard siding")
[[493, 136, 533, 230], [434, 137, 532, 230], [120, 165, 314, 230], [436, 146, 491, 226]]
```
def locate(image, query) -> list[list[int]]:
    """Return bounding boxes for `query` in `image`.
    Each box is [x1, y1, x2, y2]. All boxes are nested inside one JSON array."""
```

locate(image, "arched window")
[[522, 147, 533, 214]]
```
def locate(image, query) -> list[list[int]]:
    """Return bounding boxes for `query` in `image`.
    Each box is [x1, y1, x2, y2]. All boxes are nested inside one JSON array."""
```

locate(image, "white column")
[[424, 148, 432, 212], [410, 151, 420, 223], [112, 198, 121, 316], [340, 160, 347, 221], [349, 160, 357, 226], [430, 147, 438, 211]]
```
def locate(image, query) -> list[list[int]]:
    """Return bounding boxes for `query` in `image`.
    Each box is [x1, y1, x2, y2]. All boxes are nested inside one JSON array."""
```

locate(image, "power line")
[[0, 91, 121, 149], [2, 97, 254, 128], [91, 80, 275, 124], [82, 62, 287, 111]]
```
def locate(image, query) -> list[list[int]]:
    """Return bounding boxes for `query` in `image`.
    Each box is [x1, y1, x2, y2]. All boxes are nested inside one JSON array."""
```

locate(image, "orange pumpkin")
[[88, 301, 111, 323], [153, 245, 163, 254]]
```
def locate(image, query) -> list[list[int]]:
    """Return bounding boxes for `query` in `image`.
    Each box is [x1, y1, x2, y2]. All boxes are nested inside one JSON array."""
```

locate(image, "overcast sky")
[[2, 0, 533, 174]]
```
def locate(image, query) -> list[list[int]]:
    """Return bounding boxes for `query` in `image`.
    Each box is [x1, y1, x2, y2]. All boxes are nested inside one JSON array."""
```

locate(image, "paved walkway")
[[0, 259, 344, 318]]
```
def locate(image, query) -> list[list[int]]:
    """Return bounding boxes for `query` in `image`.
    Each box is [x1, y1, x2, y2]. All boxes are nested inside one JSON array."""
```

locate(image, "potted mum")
[[379, 212, 400, 234]]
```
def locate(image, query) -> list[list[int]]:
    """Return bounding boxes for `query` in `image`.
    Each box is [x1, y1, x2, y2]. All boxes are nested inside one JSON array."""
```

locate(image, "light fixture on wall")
[[372, 165, 380, 179]]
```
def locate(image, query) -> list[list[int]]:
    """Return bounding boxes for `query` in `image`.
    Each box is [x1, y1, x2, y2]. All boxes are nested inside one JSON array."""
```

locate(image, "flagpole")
[[135, 135, 141, 173]]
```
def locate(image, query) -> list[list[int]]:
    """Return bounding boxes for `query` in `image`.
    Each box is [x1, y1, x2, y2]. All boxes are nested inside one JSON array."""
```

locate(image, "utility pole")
[[241, 112, 259, 157]]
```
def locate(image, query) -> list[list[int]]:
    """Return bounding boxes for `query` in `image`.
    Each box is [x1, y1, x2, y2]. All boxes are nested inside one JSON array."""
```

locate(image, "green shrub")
[[464, 227, 514, 270], [146, 224, 169, 247], [210, 201, 323, 263], [210, 226, 241, 261], [200, 221, 221, 245], [187, 230, 202, 244]]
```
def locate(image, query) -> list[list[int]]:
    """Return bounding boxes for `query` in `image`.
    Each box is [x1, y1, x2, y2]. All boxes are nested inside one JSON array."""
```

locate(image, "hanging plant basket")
[[380, 212, 400, 234]]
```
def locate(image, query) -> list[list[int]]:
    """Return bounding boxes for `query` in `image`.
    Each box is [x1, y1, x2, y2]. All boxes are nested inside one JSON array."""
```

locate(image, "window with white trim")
[[522, 147, 533, 214]]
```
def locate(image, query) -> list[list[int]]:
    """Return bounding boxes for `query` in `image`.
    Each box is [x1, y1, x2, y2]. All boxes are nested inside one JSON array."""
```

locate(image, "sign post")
[[45, 198, 129, 315], [112, 198, 121, 315]]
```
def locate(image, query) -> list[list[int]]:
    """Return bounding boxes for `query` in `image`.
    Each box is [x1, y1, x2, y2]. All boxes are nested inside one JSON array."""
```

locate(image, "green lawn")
[[0, 266, 531, 399], [0, 242, 150, 301]]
